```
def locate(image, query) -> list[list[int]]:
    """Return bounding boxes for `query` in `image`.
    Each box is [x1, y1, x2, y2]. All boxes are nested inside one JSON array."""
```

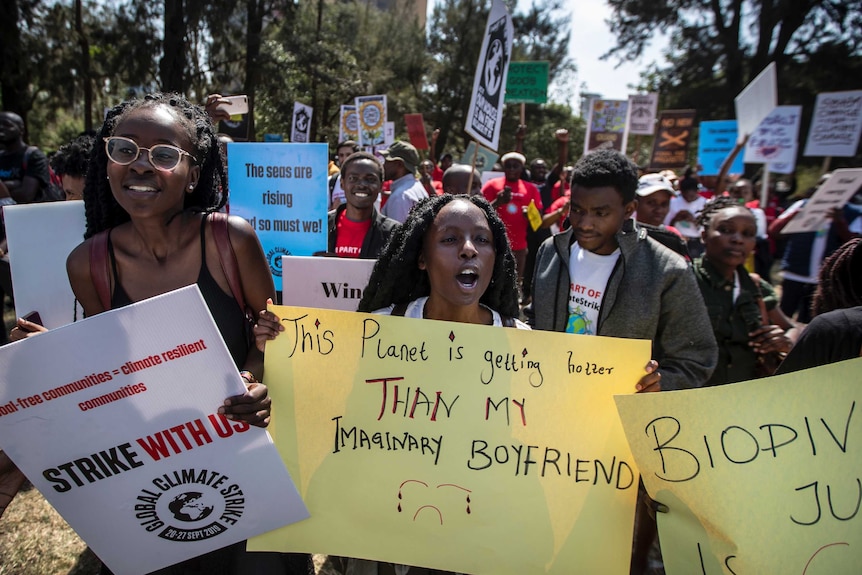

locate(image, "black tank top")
[[107, 218, 249, 368]]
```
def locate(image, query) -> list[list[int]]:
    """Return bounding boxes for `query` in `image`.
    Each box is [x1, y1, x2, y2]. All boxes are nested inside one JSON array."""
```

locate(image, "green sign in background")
[[505, 61, 549, 104]]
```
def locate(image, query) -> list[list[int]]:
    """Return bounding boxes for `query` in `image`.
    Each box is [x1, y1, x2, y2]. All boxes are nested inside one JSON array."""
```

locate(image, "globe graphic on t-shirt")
[[567, 308, 591, 335], [168, 491, 215, 522]]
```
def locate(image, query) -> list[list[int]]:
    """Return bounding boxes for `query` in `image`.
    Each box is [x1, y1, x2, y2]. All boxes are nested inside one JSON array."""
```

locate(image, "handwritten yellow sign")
[[250, 306, 651, 573], [615, 358, 862, 574]]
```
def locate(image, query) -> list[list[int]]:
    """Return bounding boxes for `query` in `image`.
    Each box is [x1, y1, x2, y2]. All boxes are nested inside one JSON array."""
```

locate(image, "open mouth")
[[456, 270, 479, 288]]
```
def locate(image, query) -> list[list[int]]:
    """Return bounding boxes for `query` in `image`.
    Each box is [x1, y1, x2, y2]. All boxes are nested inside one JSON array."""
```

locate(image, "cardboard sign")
[[4, 202, 85, 328], [355, 95, 387, 148], [649, 110, 696, 169], [226, 142, 329, 291], [780, 168, 862, 234], [734, 62, 776, 144], [616, 358, 862, 574], [744, 105, 801, 165], [627, 93, 659, 136], [465, 0, 514, 151], [291, 102, 313, 143], [0, 287, 308, 575], [280, 256, 376, 311], [584, 99, 629, 154], [803, 90, 862, 157], [250, 306, 650, 574], [339, 105, 358, 143], [697, 120, 744, 176], [461, 141, 499, 173], [505, 61, 549, 104], [404, 114, 429, 150]]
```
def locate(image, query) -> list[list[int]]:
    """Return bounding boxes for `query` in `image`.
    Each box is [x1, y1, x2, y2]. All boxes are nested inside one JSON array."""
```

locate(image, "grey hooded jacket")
[[525, 220, 717, 390]]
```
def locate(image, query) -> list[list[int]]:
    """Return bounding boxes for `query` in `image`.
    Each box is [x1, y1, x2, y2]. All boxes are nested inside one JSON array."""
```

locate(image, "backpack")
[[23, 146, 64, 202]]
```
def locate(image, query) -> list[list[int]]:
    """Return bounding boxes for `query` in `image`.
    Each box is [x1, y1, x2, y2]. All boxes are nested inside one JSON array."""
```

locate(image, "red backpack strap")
[[208, 212, 247, 312], [89, 231, 112, 311]]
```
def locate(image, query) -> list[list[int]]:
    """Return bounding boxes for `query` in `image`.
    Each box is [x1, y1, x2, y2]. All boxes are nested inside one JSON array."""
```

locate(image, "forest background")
[[2, 0, 861, 176]]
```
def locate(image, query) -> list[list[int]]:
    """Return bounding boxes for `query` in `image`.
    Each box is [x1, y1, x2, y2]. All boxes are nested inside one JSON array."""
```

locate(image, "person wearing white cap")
[[481, 150, 543, 296], [634, 173, 689, 259]]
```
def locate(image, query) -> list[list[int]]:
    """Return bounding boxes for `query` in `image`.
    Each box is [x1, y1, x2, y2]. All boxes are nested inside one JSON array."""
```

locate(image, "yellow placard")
[[251, 306, 651, 574], [527, 199, 542, 232], [615, 358, 862, 574]]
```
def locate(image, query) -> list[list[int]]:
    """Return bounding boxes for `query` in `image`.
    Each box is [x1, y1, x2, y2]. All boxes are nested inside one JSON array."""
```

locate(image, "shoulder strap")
[[391, 302, 409, 316], [89, 231, 112, 311], [21, 146, 36, 171], [209, 212, 247, 312]]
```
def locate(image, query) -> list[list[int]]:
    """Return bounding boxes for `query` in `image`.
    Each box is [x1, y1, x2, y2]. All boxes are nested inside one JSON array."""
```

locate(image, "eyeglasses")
[[344, 174, 381, 186], [104, 136, 197, 171]]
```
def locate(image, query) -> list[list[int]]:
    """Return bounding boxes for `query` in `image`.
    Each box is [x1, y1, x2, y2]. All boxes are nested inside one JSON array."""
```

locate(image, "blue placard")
[[226, 142, 329, 291], [698, 120, 744, 176]]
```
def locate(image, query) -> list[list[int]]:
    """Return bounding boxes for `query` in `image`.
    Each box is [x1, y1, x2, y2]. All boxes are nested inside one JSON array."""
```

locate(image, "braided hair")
[[358, 194, 520, 318], [82, 92, 227, 238], [812, 238, 862, 316], [695, 196, 751, 230]]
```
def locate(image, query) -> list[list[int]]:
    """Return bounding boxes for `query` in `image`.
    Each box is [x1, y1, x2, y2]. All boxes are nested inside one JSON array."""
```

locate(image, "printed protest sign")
[[4, 202, 85, 328], [734, 62, 776, 144], [250, 306, 650, 574], [0, 286, 308, 575], [615, 358, 862, 574], [355, 95, 387, 148], [744, 105, 801, 165], [504, 61, 549, 104], [649, 110, 696, 169], [697, 120, 744, 176], [291, 102, 313, 143], [465, 0, 514, 151], [584, 99, 629, 154], [780, 168, 862, 234], [803, 90, 862, 157], [404, 114, 429, 150], [627, 93, 659, 136], [339, 105, 358, 143], [280, 256, 375, 311], [227, 142, 329, 291], [462, 141, 499, 173]]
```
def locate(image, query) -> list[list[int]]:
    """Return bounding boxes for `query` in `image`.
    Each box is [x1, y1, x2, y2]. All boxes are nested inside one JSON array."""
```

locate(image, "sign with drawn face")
[[339, 105, 358, 143], [465, 0, 514, 151], [251, 306, 651, 574]]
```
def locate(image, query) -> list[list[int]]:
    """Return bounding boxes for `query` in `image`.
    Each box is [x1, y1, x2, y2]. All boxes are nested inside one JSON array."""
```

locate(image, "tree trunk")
[[75, 0, 93, 132], [244, 0, 265, 142], [0, 0, 29, 124], [160, 0, 186, 92]]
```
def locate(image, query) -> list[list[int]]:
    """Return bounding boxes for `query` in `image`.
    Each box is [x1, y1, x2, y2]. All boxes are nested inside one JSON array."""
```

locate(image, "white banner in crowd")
[[464, 0, 513, 151], [744, 105, 801, 165], [281, 256, 375, 312], [4, 202, 86, 328], [803, 90, 862, 157], [627, 93, 659, 135], [780, 168, 862, 234], [0, 286, 308, 575], [291, 102, 313, 143], [734, 62, 776, 144]]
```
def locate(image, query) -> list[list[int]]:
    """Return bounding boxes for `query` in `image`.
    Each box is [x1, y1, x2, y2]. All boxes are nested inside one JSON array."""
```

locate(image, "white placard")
[[291, 102, 313, 143], [743, 105, 802, 165], [4, 202, 86, 328], [464, 0, 514, 151], [803, 90, 862, 157], [281, 256, 375, 311], [627, 93, 659, 135], [734, 62, 777, 144], [781, 168, 862, 234], [481, 170, 504, 186], [0, 286, 308, 575]]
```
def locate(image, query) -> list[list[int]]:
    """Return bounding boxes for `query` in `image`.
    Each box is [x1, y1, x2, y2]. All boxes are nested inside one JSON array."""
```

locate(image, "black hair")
[[82, 92, 227, 238], [570, 149, 638, 203], [679, 176, 699, 192], [695, 196, 753, 230], [358, 194, 520, 318], [336, 140, 360, 153], [812, 238, 862, 316], [51, 134, 95, 178], [340, 151, 383, 180]]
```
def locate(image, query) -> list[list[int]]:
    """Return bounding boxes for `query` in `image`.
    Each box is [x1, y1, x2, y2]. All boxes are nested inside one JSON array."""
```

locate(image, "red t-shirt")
[[432, 166, 444, 183], [482, 177, 542, 251], [334, 211, 373, 258]]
